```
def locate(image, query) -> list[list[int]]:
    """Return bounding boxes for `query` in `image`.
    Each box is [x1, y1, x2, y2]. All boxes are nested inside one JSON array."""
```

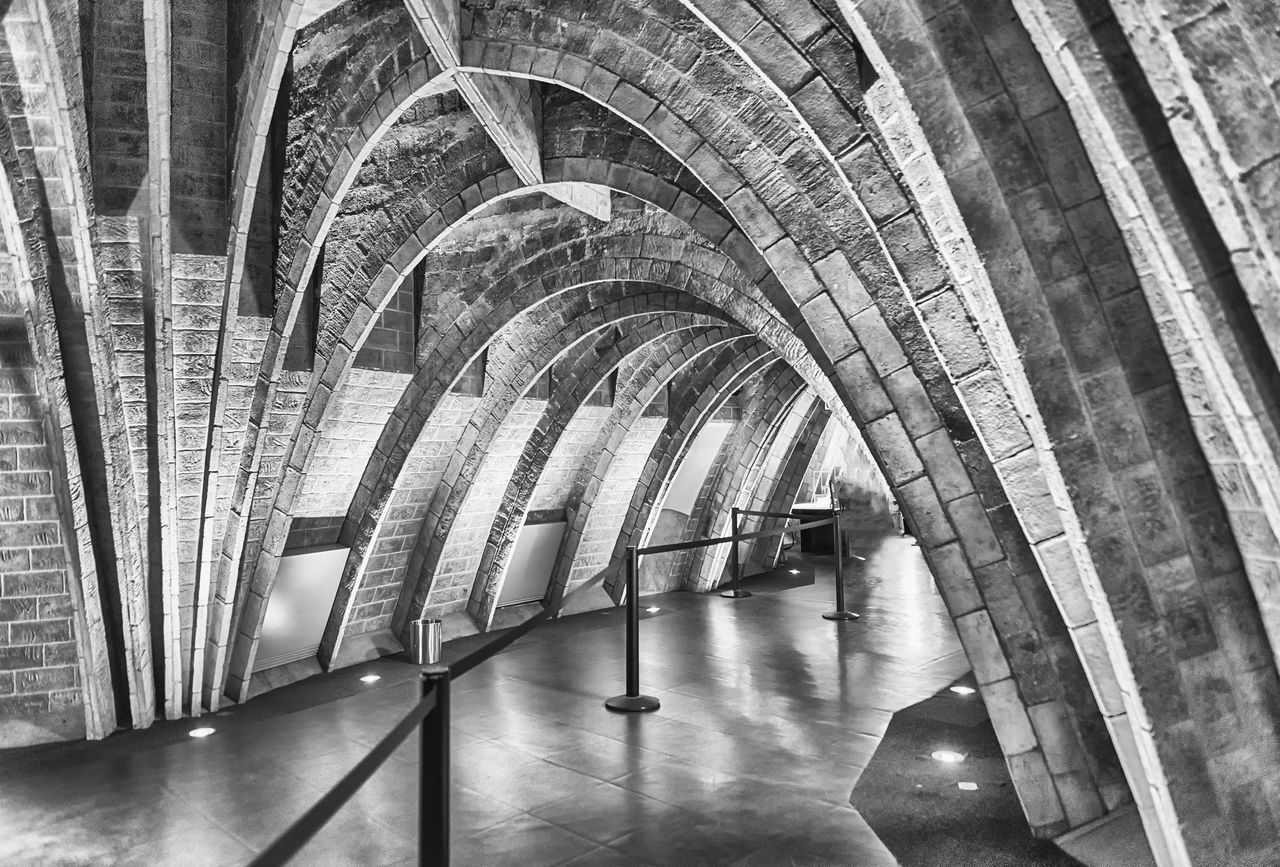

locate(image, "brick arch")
[[280, 0, 443, 302], [226, 211, 812, 697], [275, 48, 1085, 788], [411, 318, 730, 633], [618, 354, 790, 598], [839, 2, 1280, 859], [462, 321, 746, 629], [265, 218, 833, 615], [676, 373, 811, 593], [665, 368, 809, 592], [251, 1, 1122, 839], [457, 5, 1138, 832], [1005, 11, 1280, 849], [1077, 0, 1280, 355], [571, 343, 787, 607], [203, 134, 529, 709], [548, 334, 768, 608], [316, 290, 734, 666], [740, 396, 832, 573], [220, 147, 768, 666], [1015, 0, 1280, 666]]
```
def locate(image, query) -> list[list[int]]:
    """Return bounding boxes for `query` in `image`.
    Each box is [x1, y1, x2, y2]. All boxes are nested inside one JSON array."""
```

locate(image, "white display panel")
[[254, 544, 348, 672], [662, 421, 733, 516], [498, 521, 566, 607]]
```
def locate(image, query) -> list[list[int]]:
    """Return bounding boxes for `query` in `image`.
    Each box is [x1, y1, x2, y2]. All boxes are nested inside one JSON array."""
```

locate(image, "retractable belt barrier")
[[247, 567, 612, 867], [249, 507, 861, 866]]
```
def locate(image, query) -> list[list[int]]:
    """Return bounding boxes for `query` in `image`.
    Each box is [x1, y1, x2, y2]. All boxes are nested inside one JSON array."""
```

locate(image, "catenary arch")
[[739, 395, 833, 573], [290, 23, 1131, 840], [464, 2, 1151, 837], [467, 325, 754, 626], [660, 367, 809, 592], [230, 278, 734, 695], [429, 1, 1280, 855], [546, 335, 772, 609], [249, 0, 1156, 847], [322, 287, 747, 657], [228, 5, 1138, 852], [385, 312, 734, 640], [675, 373, 811, 592], [595, 347, 788, 604], [448, 322, 748, 630], [2, 5, 1273, 865], [231, 204, 853, 683]]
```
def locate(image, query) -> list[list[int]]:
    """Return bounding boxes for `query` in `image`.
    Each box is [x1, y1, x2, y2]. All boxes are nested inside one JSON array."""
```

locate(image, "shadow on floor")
[[853, 678, 1084, 867]]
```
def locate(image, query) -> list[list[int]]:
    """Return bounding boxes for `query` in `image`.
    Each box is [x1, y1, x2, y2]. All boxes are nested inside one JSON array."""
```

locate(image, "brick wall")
[[298, 368, 413, 518], [527, 406, 613, 512], [0, 292, 83, 747], [569, 417, 666, 592], [427, 398, 545, 615], [341, 393, 476, 637]]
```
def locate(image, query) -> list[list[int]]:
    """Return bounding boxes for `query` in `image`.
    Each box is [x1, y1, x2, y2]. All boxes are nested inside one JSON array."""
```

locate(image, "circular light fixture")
[[360, 674, 381, 683], [789, 569, 800, 575], [930, 749, 965, 763], [645, 606, 661, 613], [188, 727, 216, 739], [958, 782, 979, 791], [949, 685, 976, 696]]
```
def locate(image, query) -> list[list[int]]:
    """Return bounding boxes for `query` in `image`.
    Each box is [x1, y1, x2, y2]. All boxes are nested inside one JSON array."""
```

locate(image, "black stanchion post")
[[606, 546, 660, 713], [823, 504, 860, 622], [420, 666, 451, 866], [721, 506, 752, 599]]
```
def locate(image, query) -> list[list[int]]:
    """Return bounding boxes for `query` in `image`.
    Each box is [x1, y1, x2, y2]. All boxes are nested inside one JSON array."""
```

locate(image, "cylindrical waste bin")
[[411, 618, 443, 665]]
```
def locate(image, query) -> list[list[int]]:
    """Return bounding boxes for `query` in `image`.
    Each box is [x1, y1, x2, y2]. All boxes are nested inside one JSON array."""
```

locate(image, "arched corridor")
[[1, 0, 1279, 863]]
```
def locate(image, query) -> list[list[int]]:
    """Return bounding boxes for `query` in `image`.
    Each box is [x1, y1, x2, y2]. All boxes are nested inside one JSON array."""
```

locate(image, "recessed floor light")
[[189, 727, 216, 738], [789, 569, 800, 575], [360, 674, 381, 683], [931, 749, 965, 763], [958, 782, 978, 791], [950, 685, 976, 696], [645, 607, 661, 613]]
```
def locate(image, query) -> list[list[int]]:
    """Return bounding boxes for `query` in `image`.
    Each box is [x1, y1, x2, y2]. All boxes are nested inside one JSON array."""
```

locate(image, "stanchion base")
[[720, 588, 753, 599], [823, 610, 860, 621], [605, 694, 661, 713]]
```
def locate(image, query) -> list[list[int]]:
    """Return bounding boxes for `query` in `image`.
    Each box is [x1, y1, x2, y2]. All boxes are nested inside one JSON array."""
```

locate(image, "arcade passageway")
[[2, 0, 1280, 863]]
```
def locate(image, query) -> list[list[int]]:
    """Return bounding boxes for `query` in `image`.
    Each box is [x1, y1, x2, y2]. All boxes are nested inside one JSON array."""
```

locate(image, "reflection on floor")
[[2, 534, 974, 866]]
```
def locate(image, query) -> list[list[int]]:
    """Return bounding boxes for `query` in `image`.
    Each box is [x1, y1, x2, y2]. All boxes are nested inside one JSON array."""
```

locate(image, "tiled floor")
[[0, 534, 969, 866]]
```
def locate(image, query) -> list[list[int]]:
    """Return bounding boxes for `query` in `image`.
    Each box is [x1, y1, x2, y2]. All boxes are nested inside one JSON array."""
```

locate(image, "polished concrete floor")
[[0, 535, 971, 866]]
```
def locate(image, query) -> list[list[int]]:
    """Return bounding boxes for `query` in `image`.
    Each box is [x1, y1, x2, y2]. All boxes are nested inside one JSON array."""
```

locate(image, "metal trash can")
[[411, 618, 443, 665]]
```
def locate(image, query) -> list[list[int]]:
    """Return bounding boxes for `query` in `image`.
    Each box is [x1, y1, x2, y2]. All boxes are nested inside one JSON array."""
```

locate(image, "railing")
[[249, 506, 860, 866]]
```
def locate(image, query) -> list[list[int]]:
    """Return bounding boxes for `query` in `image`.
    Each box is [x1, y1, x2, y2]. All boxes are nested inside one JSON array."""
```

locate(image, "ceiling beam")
[[403, 0, 611, 221]]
